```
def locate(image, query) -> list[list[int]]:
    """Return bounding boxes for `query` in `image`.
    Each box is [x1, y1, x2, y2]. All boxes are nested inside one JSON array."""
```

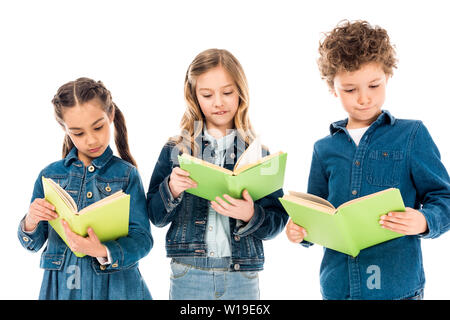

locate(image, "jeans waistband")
[[173, 257, 231, 270]]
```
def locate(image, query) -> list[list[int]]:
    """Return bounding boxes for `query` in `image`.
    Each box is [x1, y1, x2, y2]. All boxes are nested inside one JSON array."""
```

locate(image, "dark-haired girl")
[[17, 77, 152, 299]]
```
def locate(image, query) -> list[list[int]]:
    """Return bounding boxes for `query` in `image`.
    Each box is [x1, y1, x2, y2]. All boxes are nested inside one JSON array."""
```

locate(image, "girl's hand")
[[168, 167, 197, 199], [62, 220, 108, 258], [24, 198, 58, 232], [286, 219, 308, 243], [379, 207, 428, 235], [210, 190, 254, 222]]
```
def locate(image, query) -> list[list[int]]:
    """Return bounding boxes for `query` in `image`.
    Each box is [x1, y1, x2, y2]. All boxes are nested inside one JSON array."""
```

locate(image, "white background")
[[1, 0, 449, 300]]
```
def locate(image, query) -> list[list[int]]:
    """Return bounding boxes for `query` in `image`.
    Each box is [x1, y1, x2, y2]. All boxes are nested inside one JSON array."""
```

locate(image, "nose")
[[357, 89, 370, 106], [85, 132, 98, 146], [214, 94, 224, 108]]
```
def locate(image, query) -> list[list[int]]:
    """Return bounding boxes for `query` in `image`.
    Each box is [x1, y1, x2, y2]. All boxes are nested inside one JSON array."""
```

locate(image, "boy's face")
[[333, 62, 389, 129]]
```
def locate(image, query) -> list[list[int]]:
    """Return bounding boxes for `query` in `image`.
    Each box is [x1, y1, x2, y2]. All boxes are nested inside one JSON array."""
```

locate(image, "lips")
[[89, 147, 101, 153], [213, 111, 228, 115]]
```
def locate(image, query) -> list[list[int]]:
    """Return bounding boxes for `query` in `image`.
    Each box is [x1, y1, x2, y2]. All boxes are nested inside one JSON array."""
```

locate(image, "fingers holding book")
[[379, 207, 428, 235], [168, 167, 198, 199], [61, 220, 108, 258], [24, 198, 58, 232], [286, 219, 308, 243], [210, 190, 255, 223]]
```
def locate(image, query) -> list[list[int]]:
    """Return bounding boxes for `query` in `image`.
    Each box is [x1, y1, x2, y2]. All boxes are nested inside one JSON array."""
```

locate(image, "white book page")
[[234, 135, 262, 171]]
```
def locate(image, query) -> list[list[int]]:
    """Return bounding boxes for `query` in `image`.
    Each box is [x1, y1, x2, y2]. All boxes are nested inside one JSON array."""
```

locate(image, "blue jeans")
[[169, 258, 260, 300]]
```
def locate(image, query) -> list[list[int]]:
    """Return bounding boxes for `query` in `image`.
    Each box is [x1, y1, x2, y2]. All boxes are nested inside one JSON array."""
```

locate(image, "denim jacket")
[[307, 110, 450, 299], [146, 134, 288, 272], [18, 146, 153, 276]]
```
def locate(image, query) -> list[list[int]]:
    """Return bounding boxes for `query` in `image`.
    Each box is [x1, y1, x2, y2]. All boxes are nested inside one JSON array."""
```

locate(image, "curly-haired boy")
[[286, 20, 450, 300]]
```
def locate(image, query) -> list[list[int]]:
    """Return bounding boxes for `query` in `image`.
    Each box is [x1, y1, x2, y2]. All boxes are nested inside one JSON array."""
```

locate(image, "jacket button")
[[100, 265, 107, 271], [105, 185, 111, 192], [234, 235, 240, 241], [112, 263, 118, 268], [355, 160, 360, 166], [352, 190, 358, 195], [22, 236, 29, 242], [230, 153, 236, 159], [87, 191, 93, 199], [234, 264, 240, 271], [88, 165, 95, 172]]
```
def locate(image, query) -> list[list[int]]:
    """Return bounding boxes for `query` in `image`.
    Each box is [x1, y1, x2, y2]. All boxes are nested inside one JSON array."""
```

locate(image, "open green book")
[[279, 188, 405, 257], [178, 139, 287, 201], [42, 177, 130, 257]]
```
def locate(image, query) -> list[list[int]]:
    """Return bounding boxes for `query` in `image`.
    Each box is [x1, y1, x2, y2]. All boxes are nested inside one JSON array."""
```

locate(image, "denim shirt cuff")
[[417, 209, 436, 239], [300, 240, 314, 248], [18, 216, 45, 252], [234, 203, 265, 237], [159, 175, 184, 213]]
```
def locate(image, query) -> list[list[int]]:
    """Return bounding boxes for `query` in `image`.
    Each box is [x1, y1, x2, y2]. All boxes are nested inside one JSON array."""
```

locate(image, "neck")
[[205, 123, 234, 139], [77, 151, 93, 166]]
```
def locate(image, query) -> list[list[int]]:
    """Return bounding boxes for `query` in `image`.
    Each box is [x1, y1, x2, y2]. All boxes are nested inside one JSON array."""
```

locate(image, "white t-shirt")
[[347, 126, 369, 146]]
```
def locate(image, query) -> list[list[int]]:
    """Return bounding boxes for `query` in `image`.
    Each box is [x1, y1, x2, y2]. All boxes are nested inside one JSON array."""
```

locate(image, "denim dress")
[[18, 147, 153, 300], [307, 110, 450, 299]]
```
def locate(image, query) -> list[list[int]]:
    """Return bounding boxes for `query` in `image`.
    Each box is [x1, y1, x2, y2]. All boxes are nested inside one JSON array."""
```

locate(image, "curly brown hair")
[[318, 20, 397, 89]]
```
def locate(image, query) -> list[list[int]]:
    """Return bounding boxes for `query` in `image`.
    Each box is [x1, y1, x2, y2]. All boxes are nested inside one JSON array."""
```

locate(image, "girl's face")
[[62, 99, 113, 166], [333, 62, 388, 129], [195, 66, 239, 138]]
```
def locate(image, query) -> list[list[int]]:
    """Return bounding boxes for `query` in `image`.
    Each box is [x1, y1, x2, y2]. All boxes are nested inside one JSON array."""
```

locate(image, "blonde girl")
[[147, 49, 288, 300]]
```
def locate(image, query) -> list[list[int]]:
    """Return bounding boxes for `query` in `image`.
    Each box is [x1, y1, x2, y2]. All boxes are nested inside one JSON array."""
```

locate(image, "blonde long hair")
[[170, 49, 256, 156]]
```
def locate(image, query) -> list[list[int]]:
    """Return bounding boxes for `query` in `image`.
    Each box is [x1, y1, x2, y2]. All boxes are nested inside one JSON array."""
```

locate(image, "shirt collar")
[[329, 110, 396, 135], [203, 128, 237, 152], [64, 145, 113, 169]]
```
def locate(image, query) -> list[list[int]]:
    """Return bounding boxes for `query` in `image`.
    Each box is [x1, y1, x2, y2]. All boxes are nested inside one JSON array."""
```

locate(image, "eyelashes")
[[72, 125, 104, 137], [201, 91, 234, 99], [344, 85, 380, 93]]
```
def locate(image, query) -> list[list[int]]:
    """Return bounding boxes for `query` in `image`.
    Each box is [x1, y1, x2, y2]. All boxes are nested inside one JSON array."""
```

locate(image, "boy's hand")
[[379, 207, 428, 235], [168, 167, 197, 199], [25, 198, 58, 232], [62, 220, 108, 258], [210, 190, 254, 223], [286, 218, 308, 243]]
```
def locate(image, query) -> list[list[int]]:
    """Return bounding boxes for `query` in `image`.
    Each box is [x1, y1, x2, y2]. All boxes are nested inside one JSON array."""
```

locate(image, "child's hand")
[[168, 167, 197, 199], [24, 198, 58, 232], [210, 190, 254, 222], [286, 219, 308, 243], [379, 207, 428, 235], [62, 220, 108, 258]]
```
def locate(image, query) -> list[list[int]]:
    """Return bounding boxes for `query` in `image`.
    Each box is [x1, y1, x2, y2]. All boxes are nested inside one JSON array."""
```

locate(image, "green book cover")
[[279, 188, 405, 257], [178, 152, 287, 201], [42, 177, 130, 258]]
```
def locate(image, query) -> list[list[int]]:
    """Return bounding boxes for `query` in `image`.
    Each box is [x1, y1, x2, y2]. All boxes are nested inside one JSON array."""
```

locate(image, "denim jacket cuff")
[[18, 216, 45, 252], [159, 175, 184, 213], [234, 203, 265, 237], [93, 240, 124, 273]]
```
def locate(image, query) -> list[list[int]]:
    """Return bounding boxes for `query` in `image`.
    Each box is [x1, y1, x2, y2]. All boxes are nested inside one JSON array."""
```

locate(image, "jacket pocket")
[[40, 253, 65, 270], [95, 177, 125, 197], [365, 150, 404, 187]]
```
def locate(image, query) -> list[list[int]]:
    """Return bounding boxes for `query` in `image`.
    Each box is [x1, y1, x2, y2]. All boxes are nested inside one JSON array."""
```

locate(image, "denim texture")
[[146, 134, 289, 272], [17, 146, 153, 299], [307, 110, 450, 299], [169, 258, 259, 300]]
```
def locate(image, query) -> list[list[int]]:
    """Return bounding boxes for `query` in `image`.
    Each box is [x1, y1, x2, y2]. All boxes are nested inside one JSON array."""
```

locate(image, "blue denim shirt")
[[146, 134, 289, 271], [307, 110, 450, 300], [17, 146, 153, 299]]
